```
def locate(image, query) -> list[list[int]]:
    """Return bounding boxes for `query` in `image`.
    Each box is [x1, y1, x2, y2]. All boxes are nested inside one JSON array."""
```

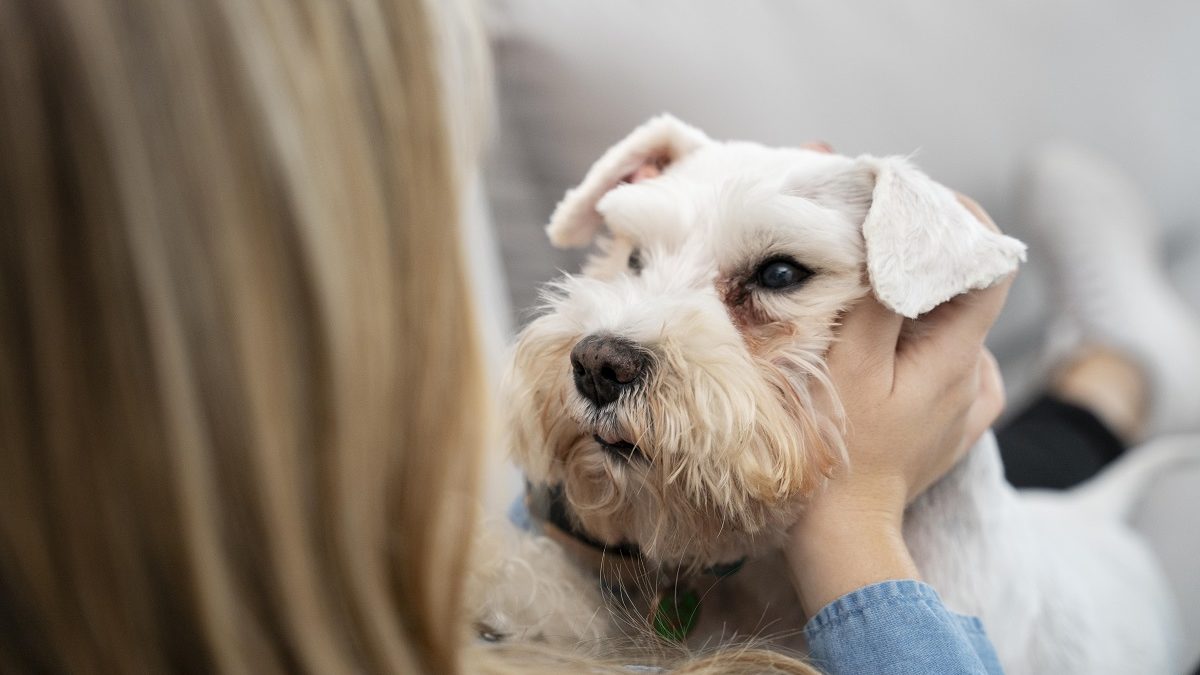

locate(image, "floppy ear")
[[546, 114, 711, 248], [855, 156, 1026, 318]]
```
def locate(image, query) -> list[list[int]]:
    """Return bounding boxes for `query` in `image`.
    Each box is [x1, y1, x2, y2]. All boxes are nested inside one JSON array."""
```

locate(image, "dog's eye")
[[628, 247, 643, 274], [756, 258, 812, 290]]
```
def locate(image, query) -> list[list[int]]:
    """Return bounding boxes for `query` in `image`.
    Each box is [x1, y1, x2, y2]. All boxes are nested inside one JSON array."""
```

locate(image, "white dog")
[[493, 115, 1185, 673]]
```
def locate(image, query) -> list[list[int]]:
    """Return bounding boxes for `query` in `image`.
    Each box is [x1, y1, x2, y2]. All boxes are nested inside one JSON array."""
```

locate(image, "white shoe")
[[1021, 143, 1200, 436]]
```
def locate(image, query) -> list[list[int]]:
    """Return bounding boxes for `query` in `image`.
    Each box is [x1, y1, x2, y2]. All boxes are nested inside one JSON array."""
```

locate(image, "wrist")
[[787, 499, 918, 618], [800, 474, 909, 530]]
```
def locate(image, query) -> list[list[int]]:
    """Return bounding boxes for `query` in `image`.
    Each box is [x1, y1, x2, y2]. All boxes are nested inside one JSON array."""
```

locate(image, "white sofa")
[[474, 1, 1200, 666]]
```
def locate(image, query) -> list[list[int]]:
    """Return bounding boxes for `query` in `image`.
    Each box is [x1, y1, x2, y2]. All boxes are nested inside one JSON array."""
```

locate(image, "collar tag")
[[652, 586, 701, 642]]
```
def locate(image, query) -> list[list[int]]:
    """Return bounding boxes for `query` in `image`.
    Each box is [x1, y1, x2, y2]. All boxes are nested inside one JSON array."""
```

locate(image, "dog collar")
[[526, 483, 745, 577], [537, 484, 643, 559], [524, 482, 746, 641]]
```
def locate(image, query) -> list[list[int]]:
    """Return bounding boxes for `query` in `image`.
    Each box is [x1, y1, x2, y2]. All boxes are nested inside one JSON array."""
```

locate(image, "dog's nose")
[[570, 335, 647, 407]]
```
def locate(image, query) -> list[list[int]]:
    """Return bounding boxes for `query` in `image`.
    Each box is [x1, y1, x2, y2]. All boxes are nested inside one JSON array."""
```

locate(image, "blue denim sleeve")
[[804, 580, 1003, 675]]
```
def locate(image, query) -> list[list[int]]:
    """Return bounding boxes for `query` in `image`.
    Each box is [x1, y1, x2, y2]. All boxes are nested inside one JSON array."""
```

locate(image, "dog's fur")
[[487, 115, 1185, 673], [468, 517, 610, 647]]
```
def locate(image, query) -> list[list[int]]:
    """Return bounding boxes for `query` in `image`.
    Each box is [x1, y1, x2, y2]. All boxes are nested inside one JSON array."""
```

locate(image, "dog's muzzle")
[[569, 334, 648, 407]]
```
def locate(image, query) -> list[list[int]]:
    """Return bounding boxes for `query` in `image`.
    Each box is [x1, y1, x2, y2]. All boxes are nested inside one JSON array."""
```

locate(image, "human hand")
[[817, 296, 1009, 516], [786, 195, 1011, 617]]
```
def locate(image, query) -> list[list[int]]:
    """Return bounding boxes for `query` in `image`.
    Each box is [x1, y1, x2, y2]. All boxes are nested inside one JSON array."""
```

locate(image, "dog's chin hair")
[[553, 344, 843, 567], [562, 441, 629, 520]]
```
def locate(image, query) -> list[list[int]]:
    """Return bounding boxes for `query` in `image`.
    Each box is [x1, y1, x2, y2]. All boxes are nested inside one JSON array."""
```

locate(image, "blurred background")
[[477, 0, 1200, 376], [468, 0, 1199, 661]]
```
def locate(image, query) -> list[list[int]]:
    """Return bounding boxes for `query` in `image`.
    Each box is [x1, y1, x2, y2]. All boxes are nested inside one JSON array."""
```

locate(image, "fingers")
[[928, 193, 1010, 353], [917, 271, 1015, 361], [957, 193, 999, 234], [905, 195, 1015, 371], [827, 294, 905, 379], [921, 349, 1003, 494], [960, 349, 1005, 454]]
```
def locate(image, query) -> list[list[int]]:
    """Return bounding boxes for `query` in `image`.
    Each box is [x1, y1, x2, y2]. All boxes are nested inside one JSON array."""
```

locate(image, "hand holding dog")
[[787, 196, 1012, 617]]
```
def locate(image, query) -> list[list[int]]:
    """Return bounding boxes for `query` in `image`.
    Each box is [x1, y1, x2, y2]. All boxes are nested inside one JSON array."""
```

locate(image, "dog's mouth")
[[592, 433, 647, 464]]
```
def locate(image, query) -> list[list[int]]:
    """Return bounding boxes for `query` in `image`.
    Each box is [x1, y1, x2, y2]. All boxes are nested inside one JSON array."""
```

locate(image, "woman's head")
[[0, 0, 481, 671], [0, 1, 822, 672]]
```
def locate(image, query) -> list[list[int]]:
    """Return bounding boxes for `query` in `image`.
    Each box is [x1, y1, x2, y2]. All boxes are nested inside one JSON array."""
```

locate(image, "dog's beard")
[[506, 318, 846, 568]]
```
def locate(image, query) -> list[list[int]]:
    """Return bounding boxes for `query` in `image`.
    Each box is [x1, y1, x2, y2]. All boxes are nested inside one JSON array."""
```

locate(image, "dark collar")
[[526, 483, 745, 579], [540, 484, 642, 558]]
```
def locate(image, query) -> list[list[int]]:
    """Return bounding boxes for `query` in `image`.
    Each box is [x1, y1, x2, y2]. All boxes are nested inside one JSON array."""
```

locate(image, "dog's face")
[[504, 116, 1025, 568]]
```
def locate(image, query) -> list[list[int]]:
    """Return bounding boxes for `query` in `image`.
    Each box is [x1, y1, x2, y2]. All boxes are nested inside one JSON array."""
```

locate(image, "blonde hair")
[[0, 0, 817, 673]]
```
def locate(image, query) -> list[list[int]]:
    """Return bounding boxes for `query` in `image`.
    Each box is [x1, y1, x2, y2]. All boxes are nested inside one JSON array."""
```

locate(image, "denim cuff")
[[805, 579, 948, 637], [803, 580, 1000, 675]]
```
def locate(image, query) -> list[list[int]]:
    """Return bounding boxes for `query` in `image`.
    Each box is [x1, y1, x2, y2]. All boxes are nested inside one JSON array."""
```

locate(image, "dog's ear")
[[854, 156, 1026, 318], [546, 114, 711, 248]]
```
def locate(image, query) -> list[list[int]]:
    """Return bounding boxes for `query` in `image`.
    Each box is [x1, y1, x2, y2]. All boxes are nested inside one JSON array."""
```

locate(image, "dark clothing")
[[998, 394, 1127, 489]]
